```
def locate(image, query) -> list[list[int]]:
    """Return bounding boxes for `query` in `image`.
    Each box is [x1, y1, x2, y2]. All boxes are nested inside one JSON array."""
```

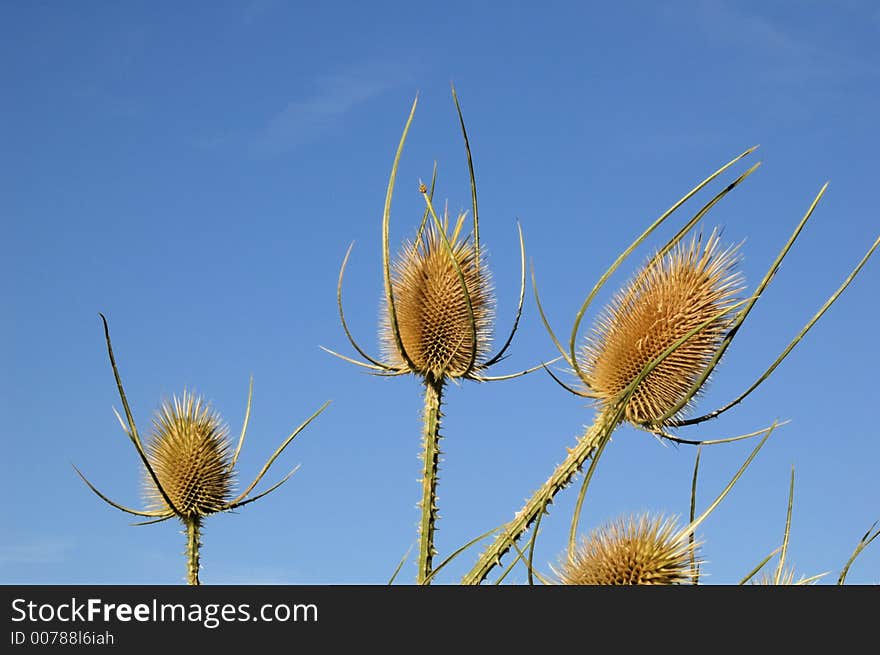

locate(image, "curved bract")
[[325, 91, 535, 384]]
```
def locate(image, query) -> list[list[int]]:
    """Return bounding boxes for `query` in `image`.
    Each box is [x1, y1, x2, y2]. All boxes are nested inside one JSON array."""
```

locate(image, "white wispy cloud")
[[248, 60, 411, 157], [0, 538, 73, 565], [690, 0, 876, 84], [242, 0, 281, 25]]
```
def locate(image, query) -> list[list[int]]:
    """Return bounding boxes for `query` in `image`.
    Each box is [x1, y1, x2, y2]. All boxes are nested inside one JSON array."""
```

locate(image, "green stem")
[[462, 410, 616, 585], [185, 517, 202, 586], [417, 377, 444, 584]]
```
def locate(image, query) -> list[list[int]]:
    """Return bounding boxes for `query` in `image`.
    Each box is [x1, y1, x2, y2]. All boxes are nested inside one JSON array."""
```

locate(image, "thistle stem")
[[185, 517, 202, 586], [417, 377, 444, 584], [461, 410, 616, 585]]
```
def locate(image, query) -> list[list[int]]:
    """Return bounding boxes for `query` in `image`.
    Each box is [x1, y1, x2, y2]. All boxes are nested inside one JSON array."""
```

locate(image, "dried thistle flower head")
[[752, 569, 797, 585], [557, 513, 697, 585], [580, 230, 743, 425], [382, 216, 494, 380], [145, 391, 234, 519], [750, 568, 823, 585]]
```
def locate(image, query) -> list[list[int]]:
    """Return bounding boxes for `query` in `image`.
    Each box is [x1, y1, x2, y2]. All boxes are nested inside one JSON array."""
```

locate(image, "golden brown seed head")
[[382, 218, 494, 379], [751, 568, 813, 585], [580, 230, 743, 425], [144, 391, 234, 518], [557, 513, 697, 585]]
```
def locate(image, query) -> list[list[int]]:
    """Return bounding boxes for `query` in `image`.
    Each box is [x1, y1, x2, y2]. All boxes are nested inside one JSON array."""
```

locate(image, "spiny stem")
[[185, 517, 202, 586], [462, 409, 616, 585], [417, 377, 444, 584]]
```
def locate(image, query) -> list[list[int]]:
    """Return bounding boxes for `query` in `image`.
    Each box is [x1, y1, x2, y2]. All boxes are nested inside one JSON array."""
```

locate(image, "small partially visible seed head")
[[382, 218, 494, 379], [144, 391, 234, 518], [580, 230, 743, 425], [556, 513, 697, 585], [751, 568, 815, 585]]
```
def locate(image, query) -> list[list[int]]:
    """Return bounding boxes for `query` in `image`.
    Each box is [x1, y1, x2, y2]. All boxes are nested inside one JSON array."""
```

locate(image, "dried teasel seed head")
[[556, 513, 697, 585], [144, 391, 234, 518], [752, 570, 794, 585], [382, 218, 494, 379], [751, 568, 816, 585], [580, 229, 743, 425]]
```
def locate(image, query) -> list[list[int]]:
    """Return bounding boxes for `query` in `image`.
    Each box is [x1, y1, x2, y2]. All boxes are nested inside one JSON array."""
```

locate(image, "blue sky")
[[2, 0, 879, 585]]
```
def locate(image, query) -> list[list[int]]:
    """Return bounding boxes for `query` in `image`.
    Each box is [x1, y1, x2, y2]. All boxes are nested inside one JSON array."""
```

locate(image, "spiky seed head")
[[556, 513, 697, 585], [580, 230, 743, 425], [751, 568, 814, 585], [145, 391, 234, 518], [382, 218, 494, 380]]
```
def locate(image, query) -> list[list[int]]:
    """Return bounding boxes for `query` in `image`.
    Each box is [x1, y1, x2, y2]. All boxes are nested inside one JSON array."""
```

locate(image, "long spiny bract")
[[382, 218, 494, 380], [580, 230, 743, 426], [556, 513, 698, 585]]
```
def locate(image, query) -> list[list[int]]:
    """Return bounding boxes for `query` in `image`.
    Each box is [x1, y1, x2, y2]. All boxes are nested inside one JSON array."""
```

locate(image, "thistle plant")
[[460, 149, 880, 584], [75, 315, 329, 585], [324, 89, 546, 584]]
